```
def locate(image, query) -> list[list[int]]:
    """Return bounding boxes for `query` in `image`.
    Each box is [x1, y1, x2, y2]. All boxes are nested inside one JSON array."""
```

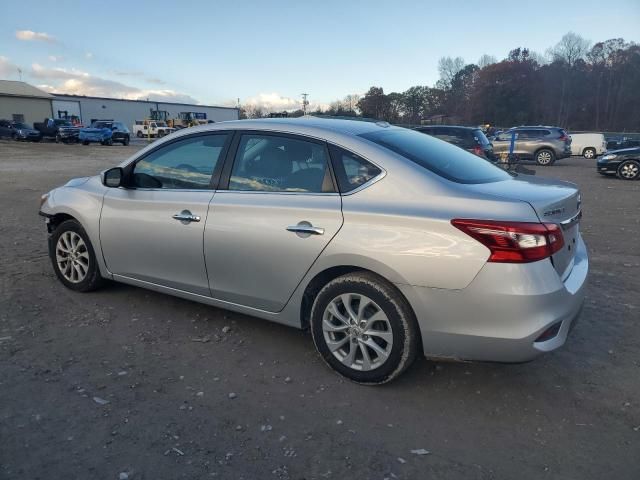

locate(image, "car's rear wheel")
[[310, 272, 419, 384], [583, 147, 596, 159], [82, 141, 89, 145], [535, 149, 555, 166], [49, 219, 104, 292], [618, 160, 640, 180], [136, 130, 143, 138], [158, 130, 165, 138]]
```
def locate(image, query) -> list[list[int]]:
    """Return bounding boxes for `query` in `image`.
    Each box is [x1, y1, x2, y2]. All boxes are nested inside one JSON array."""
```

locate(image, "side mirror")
[[102, 167, 124, 188]]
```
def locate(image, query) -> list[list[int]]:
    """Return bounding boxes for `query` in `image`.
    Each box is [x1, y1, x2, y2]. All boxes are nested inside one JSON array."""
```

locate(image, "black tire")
[[82, 141, 89, 145], [49, 219, 104, 292], [535, 148, 555, 166], [136, 130, 143, 138], [158, 130, 165, 138], [55, 134, 61, 143], [583, 147, 596, 159], [122, 135, 130, 146], [310, 272, 419, 385], [11, 133, 17, 141], [617, 160, 640, 180]]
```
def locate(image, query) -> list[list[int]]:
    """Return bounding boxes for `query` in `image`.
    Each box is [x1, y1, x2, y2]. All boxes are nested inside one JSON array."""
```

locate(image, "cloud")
[[31, 63, 198, 104], [48, 55, 63, 62], [16, 30, 56, 43], [0, 56, 23, 78], [112, 70, 166, 86], [242, 92, 328, 113], [85, 52, 93, 59]]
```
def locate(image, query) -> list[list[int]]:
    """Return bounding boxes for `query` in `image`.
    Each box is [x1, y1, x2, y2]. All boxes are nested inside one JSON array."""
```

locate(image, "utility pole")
[[17, 68, 22, 81], [301, 93, 309, 116]]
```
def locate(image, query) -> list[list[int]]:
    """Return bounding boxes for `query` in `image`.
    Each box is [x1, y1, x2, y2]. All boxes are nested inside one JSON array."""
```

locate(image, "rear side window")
[[361, 128, 510, 184], [329, 145, 381, 193], [229, 134, 332, 193]]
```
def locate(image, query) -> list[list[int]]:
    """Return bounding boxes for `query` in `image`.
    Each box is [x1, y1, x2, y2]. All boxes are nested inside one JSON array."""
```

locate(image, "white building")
[[0, 80, 53, 125], [52, 94, 238, 128]]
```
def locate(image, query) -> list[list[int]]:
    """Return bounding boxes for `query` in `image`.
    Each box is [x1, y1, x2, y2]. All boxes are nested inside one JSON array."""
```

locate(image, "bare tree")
[[477, 54, 497, 68], [437, 56, 465, 89], [547, 32, 591, 66]]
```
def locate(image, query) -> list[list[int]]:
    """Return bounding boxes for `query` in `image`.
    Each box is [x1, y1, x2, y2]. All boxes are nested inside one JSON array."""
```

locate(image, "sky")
[[1, 0, 639, 111]]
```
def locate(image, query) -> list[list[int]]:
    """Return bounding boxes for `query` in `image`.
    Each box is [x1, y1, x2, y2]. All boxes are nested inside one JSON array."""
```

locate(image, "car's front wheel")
[[618, 160, 640, 180], [310, 272, 419, 384], [49, 219, 104, 292], [583, 147, 596, 159], [122, 135, 130, 146], [535, 149, 556, 166]]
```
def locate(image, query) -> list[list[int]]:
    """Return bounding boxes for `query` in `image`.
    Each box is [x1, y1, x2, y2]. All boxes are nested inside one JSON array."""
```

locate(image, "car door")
[[100, 132, 232, 295], [0, 120, 11, 137], [204, 132, 343, 312]]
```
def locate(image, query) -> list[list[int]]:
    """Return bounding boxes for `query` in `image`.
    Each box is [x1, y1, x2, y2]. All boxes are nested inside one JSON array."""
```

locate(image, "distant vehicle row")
[[415, 125, 571, 166]]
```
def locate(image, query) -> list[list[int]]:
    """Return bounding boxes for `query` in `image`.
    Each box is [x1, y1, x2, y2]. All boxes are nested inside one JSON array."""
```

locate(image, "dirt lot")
[[1, 140, 638, 480]]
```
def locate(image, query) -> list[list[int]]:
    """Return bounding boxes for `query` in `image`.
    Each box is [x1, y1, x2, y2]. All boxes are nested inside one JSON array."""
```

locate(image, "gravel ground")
[[1, 140, 638, 480]]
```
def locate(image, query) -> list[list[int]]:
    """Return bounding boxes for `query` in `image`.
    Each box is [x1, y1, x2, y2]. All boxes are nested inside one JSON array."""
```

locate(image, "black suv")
[[414, 125, 495, 160], [492, 127, 572, 166]]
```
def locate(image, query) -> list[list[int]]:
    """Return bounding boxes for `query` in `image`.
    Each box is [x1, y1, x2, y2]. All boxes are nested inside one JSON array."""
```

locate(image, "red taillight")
[[451, 219, 564, 263], [472, 145, 483, 157]]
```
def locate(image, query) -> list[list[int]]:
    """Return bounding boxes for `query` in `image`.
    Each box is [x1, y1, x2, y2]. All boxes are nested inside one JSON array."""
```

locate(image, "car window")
[[473, 129, 491, 146], [133, 134, 229, 189], [329, 145, 382, 193], [361, 128, 510, 184], [229, 134, 332, 193]]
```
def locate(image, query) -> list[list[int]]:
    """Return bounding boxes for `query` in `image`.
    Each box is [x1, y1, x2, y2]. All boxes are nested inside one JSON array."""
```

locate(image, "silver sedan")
[[39, 118, 588, 384]]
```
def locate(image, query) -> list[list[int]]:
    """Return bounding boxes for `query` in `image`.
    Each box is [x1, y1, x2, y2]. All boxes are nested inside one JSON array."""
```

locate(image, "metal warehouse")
[[0, 80, 53, 125], [51, 94, 238, 129]]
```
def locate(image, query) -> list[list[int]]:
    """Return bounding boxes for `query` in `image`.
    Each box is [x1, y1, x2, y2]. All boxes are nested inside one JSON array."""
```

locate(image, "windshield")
[[361, 128, 510, 184], [156, 122, 168, 127], [93, 122, 112, 129], [55, 120, 72, 126], [12, 123, 30, 129]]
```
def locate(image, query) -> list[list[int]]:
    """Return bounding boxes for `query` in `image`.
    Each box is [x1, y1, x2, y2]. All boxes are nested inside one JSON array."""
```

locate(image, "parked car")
[[413, 125, 495, 160], [80, 121, 130, 146], [570, 133, 607, 159], [132, 120, 176, 138], [33, 118, 80, 143], [0, 120, 42, 141], [492, 126, 572, 165], [597, 147, 640, 180], [39, 119, 587, 384], [80, 120, 131, 145]]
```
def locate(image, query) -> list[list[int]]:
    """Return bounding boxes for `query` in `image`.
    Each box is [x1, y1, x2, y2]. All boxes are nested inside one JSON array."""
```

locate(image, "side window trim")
[[123, 131, 233, 191], [327, 143, 386, 195], [217, 130, 338, 194]]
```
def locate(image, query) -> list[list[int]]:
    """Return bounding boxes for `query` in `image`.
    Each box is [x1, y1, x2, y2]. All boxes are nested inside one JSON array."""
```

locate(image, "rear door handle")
[[286, 223, 324, 235], [172, 210, 201, 223]]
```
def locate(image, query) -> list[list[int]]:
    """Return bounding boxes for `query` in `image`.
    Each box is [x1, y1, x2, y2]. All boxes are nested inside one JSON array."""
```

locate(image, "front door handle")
[[286, 222, 324, 236], [172, 210, 201, 223]]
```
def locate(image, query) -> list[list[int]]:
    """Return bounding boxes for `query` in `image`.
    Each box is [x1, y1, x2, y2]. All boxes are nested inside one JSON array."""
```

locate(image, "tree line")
[[244, 33, 639, 132]]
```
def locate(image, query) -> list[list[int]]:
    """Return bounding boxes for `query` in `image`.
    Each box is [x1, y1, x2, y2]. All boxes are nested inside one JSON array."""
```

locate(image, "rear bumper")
[[398, 234, 588, 363]]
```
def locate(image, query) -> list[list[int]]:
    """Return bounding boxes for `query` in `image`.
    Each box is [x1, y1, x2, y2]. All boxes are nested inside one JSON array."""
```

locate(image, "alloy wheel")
[[584, 149, 595, 159], [55, 231, 90, 283], [620, 162, 639, 179], [537, 151, 552, 165], [322, 293, 393, 371]]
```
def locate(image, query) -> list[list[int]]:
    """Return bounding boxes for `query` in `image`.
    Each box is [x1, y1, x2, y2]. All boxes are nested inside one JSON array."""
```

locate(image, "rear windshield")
[[473, 129, 491, 145], [361, 128, 509, 184]]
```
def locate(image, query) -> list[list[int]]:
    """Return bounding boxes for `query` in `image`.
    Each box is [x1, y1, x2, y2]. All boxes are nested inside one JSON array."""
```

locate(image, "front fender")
[[40, 177, 111, 278]]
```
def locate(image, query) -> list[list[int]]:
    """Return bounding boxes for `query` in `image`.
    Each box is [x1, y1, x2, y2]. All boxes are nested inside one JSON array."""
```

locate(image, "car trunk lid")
[[466, 175, 581, 278]]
